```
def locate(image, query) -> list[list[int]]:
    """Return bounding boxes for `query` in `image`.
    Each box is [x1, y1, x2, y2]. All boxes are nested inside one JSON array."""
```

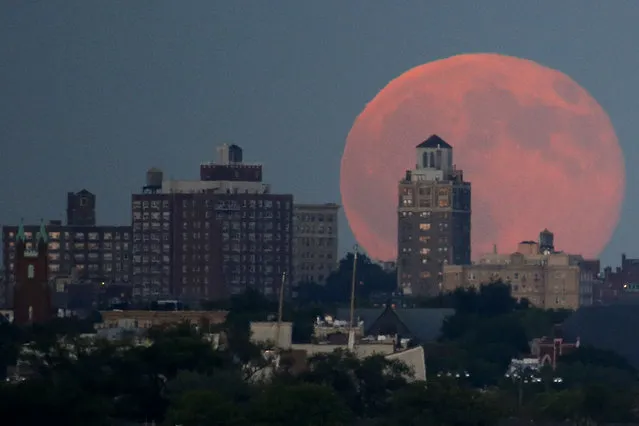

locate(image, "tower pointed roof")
[[416, 134, 453, 149], [36, 219, 48, 244], [16, 218, 25, 242]]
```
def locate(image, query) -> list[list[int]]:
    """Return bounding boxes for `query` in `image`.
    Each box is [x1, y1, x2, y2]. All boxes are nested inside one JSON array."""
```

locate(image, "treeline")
[[0, 282, 638, 425]]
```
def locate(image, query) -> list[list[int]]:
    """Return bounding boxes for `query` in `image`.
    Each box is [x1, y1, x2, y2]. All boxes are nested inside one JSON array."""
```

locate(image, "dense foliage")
[[1, 255, 638, 425]]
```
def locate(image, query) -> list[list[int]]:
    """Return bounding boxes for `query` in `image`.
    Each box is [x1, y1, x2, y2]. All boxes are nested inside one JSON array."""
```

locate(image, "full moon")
[[341, 53, 624, 261]]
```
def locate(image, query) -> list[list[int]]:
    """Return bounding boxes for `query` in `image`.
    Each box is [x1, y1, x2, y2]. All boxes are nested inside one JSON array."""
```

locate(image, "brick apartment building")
[[132, 144, 293, 301], [397, 135, 472, 297], [293, 203, 339, 285], [2, 190, 132, 307]]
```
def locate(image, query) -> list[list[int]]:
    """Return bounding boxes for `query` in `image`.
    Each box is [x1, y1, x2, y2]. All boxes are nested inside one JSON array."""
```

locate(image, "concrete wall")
[[386, 345, 426, 382], [250, 321, 293, 349]]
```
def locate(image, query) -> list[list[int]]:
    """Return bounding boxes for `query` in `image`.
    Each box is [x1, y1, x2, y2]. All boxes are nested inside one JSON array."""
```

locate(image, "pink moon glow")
[[340, 53, 625, 261]]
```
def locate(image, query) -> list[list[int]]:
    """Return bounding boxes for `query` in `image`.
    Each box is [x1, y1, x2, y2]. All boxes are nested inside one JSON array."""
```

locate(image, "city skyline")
[[3, 2, 639, 266]]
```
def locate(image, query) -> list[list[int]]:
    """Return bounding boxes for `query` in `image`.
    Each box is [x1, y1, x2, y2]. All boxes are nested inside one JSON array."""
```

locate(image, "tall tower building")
[[397, 135, 471, 297], [13, 220, 52, 325]]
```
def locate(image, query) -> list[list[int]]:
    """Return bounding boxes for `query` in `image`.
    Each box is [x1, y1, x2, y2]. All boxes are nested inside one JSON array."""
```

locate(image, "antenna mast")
[[276, 271, 286, 348], [348, 245, 358, 351]]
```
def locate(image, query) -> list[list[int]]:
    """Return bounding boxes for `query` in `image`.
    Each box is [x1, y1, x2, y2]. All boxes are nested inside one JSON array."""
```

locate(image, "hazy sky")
[[1, 1, 638, 267]]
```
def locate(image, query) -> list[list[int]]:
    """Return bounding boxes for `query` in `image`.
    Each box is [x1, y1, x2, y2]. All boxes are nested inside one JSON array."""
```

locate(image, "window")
[[80, 197, 88, 206], [28, 265, 35, 279], [419, 223, 431, 231]]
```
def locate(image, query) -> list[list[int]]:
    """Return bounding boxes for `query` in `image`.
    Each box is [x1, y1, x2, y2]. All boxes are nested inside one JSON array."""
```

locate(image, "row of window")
[[296, 251, 335, 259], [294, 225, 335, 234], [6, 230, 130, 242], [294, 214, 335, 223], [133, 211, 171, 221]]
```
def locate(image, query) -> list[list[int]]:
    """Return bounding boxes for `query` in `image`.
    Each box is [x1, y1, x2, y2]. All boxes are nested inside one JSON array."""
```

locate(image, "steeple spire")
[[16, 218, 26, 242], [36, 219, 48, 244]]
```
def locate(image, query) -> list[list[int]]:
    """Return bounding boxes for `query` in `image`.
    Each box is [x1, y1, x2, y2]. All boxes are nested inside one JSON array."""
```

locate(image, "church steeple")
[[16, 218, 26, 243], [36, 219, 48, 245]]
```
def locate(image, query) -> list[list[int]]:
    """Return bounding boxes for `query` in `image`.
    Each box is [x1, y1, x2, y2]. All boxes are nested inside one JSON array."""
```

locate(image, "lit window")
[[419, 223, 431, 231], [27, 265, 35, 279]]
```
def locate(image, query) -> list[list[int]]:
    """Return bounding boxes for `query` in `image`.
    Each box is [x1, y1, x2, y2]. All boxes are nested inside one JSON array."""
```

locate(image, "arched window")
[[429, 152, 435, 168], [27, 265, 35, 279], [422, 152, 428, 168]]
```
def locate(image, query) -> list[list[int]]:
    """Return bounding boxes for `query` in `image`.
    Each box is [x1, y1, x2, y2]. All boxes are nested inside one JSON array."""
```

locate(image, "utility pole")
[[348, 245, 358, 351], [275, 271, 286, 349]]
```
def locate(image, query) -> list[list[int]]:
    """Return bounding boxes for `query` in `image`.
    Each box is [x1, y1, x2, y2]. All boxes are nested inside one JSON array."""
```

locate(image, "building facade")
[[2, 191, 132, 305], [293, 203, 339, 285], [442, 233, 595, 310], [13, 220, 52, 325], [397, 135, 471, 297], [3, 223, 132, 286], [131, 144, 293, 301]]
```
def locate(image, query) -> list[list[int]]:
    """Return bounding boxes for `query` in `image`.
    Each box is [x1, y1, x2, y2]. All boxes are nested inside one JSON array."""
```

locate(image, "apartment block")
[[442, 232, 595, 310], [132, 144, 293, 301], [293, 203, 339, 285], [397, 135, 471, 297]]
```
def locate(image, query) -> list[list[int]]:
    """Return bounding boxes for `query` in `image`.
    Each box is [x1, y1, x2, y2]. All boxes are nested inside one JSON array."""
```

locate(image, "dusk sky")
[[1, 1, 638, 266]]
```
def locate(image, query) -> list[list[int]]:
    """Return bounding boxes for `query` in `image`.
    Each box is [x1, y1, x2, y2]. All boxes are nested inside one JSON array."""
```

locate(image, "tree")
[[166, 390, 248, 426], [322, 253, 396, 304], [297, 349, 409, 417], [387, 378, 503, 426], [249, 383, 352, 426]]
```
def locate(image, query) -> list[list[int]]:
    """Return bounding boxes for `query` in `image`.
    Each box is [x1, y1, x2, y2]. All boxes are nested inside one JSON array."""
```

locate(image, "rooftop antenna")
[[348, 245, 359, 351], [275, 271, 286, 348]]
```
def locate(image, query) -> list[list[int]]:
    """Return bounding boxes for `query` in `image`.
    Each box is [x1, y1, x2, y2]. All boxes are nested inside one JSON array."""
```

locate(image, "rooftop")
[[416, 134, 453, 149]]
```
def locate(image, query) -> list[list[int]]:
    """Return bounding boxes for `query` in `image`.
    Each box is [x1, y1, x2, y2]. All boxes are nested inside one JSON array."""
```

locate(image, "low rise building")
[[249, 319, 426, 382], [442, 232, 595, 310], [97, 309, 227, 330]]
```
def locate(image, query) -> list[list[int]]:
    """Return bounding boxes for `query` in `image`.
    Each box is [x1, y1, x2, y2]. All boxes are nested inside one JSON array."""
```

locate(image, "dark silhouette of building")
[[538, 229, 555, 254], [67, 189, 96, 226], [593, 254, 639, 305], [13, 220, 52, 325], [132, 144, 293, 301], [397, 135, 471, 297], [200, 145, 262, 182]]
